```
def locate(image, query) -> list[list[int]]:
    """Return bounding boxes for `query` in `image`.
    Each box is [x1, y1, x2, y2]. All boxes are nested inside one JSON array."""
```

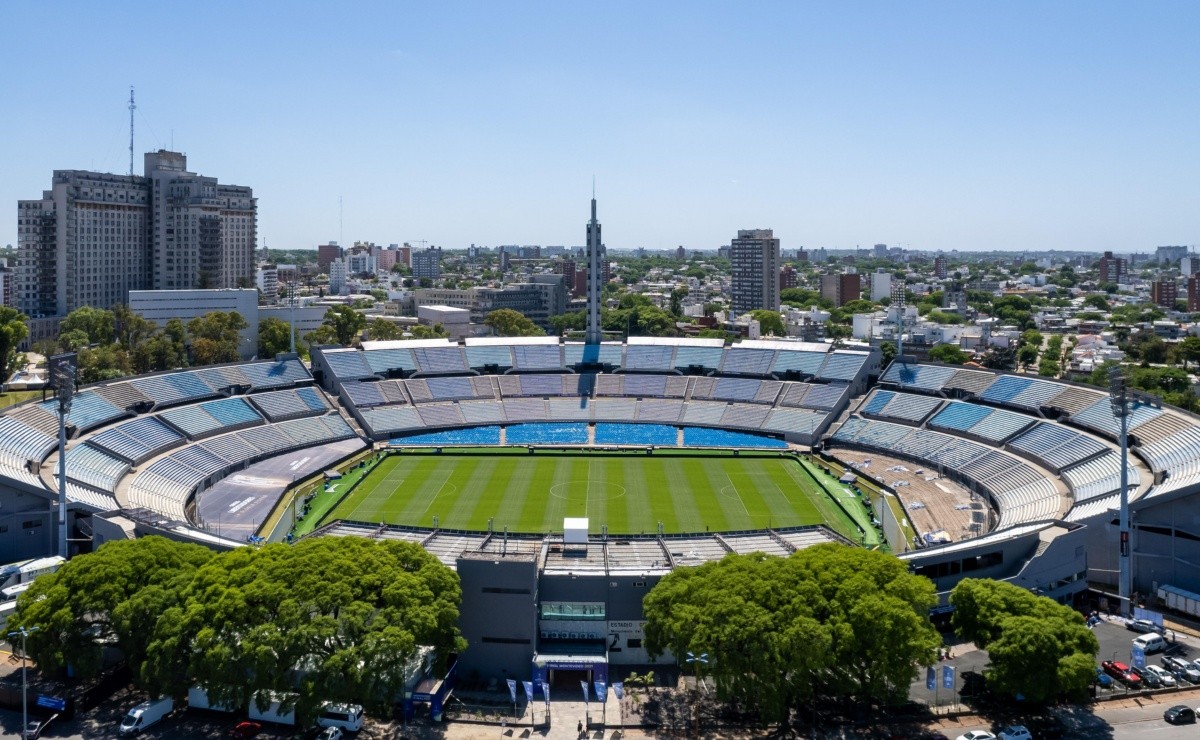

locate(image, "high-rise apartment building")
[[869, 268, 892, 302], [933, 256, 948, 280], [820, 272, 862, 307], [730, 229, 781, 314], [412, 247, 443, 280], [1189, 276, 1200, 313], [779, 265, 798, 292], [1151, 280, 1178, 309], [16, 151, 255, 318], [317, 243, 341, 272], [1157, 245, 1189, 265], [1098, 251, 1128, 284]]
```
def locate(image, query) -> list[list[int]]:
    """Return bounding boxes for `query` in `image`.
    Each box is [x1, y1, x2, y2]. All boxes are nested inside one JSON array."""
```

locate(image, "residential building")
[[1157, 245, 1189, 265], [329, 259, 348, 295], [1182, 255, 1200, 277], [820, 272, 862, 307], [376, 246, 399, 273], [934, 256, 948, 280], [16, 151, 255, 319], [869, 268, 892, 302], [1098, 251, 1128, 284], [412, 247, 442, 280], [1189, 276, 1200, 312], [1151, 280, 1178, 309], [317, 243, 342, 272], [873, 243, 887, 259], [779, 265, 798, 292], [256, 265, 279, 305], [730, 229, 781, 314]]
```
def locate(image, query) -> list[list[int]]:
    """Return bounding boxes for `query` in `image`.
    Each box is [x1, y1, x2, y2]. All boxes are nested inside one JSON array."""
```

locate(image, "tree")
[[749, 310, 784, 337], [643, 545, 938, 727], [258, 317, 296, 358], [11, 536, 215, 684], [318, 305, 367, 346], [112, 304, 157, 351], [484, 309, 545, 337], [929, 343, 969, 365], [143, 538, 465, 724], [187, 312, 248, 365], [59, 306, 115, 347], [880, 341, 897, 366], [669, 287, 688, 318], [1180, 336, 1200, 370], [549, 310, 586, 335], [950, 579, 1097, 702], [1082, 294, 1109, 311], [1017, 344, 1039, 371]]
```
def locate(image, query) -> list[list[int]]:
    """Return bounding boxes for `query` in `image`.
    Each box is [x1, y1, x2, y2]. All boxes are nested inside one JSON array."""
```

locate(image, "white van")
[[317, 703, 364, 732], [118, 697, 174, 736], [1134, 632, 1167, 654]]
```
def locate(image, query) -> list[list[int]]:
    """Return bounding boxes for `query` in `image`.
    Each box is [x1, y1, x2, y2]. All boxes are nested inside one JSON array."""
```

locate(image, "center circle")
[[548, 480, 627, 502]]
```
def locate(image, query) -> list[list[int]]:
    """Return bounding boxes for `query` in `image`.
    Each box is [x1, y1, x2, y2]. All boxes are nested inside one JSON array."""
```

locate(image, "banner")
[[581, 680, 590, 704], [522, 681, 534, 703], [594, 681, 607, 703], [541, 681, 550, 706], [926, 667, 936, 691], [612, 682, 624, 700], [1132, 645, 1146, 669], [506, 678, 517, 703], [942, 665, 955, 689]]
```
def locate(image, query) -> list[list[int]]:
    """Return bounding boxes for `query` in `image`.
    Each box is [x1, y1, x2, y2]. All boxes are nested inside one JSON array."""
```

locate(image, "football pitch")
[[324, 449, 863, 538]]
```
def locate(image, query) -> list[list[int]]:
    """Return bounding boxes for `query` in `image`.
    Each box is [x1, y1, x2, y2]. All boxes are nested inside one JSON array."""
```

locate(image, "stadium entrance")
[[531, 653, 608, 693]]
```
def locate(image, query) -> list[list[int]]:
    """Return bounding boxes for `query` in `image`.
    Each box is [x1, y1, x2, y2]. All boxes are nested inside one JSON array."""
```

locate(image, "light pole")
[[890, 280, 906, 364], [9, 625, 39, 740], [49, 354, 76, 560], [1108, 366, 1159, 618]]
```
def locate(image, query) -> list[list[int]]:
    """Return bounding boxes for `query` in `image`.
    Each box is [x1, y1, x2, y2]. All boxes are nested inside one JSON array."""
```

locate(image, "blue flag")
[[594, 681, 607, 702], [506, 678, 517, 703], [541, 681, 550, 705], [942, 665, 955, 689], [926, 666, 936, 690], [581, 680, 590, 704], [612, 682, 624, 700], [522, 681, 534, 702]]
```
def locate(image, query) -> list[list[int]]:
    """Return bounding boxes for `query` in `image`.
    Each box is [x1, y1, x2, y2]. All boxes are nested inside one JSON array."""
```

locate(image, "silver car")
[[1146, 664, 1178, 687], [1163, 656, 1200, 683]]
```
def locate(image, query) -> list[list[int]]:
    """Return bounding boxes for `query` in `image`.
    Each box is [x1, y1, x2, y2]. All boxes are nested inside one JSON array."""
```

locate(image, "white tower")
[[585, 191, 605, 344]]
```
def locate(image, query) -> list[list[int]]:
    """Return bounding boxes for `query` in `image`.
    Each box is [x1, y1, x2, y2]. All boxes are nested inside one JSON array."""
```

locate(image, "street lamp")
[[1109, 366, 1160, 618], [8, 625, 39, 740]]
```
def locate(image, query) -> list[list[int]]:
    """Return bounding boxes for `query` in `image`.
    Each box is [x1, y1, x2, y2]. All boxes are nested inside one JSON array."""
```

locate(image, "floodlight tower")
[[50, 354, 76, 559], [1109, 365, 1157, 617], [890, 280, 906, 363], [585, 185, 605, 345]]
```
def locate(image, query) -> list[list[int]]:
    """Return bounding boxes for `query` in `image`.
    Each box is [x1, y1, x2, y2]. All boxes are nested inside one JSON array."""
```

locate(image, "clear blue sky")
[[3, 1, 1198, 253]]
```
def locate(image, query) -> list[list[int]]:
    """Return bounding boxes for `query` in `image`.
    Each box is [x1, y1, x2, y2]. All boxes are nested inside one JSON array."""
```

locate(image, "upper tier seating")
[[942, 368, 997, 396], [342, 381, 388, 408], [64, 444, 130, 492], [326, 349, 377, 380], [158, 397, 264, 440], [1071, 398, 1162, 439], [248, 387, 329, 421], [43, 392, 127, 432], [235, 359, 310, 390], [88, 416, 184, 464], [564, 343, 623, 368], [881, 363, 957, 391], [623, 345, 675, 371], [465, 345, 514, 370], [720, 347, 776, 376], [1007, 423, 1109, 471], [928, 401, 1036, 444], [817, 352, 868, 382], [413, 346, 468, 375], [672, 345, 724, 372], [770, 349, 828, 377], [92, 383, 152, 412], [870, 391, 943, 424], [363, 347, 418, 375], [1061, 451, 1140, 502], [513, 345, 564, 371]]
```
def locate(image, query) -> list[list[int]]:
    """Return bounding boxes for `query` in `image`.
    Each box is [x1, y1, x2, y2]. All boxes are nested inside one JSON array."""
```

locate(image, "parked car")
[[1102, 659, 1143, 687], [1131, 664, 1163, 688], [955, 732, 996, 740], [1127, 618, 1162, 634], [230, 721, 262, 739], [1164, 705, 1196, 724], [1094, 667, 1114, 688], [316, 728, 344, 740], [25, 718, 49, 740], [1163, 656, 1200, 684], [118, 698, 174, 736], [1146, 664, 1177, 687], [997, 727, 1032, 740]]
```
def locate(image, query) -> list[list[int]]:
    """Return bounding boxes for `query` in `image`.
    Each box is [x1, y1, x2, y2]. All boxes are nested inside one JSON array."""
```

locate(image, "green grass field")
[[323, 449, 869, 540]]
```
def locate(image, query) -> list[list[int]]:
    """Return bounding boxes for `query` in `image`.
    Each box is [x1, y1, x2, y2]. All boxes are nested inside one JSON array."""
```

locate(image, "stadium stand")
[[720, 347, 776, 376], [928, 401, 1036, 444], [564, 342, 623, 368], [817, 351, 869, 382], [880, 363, 957, 391], [341, 381, 388, 408], [44, 392, 127, 432], [682, 427, 788, 449], [513, 345, 564, 371], [942, 368, 997, 396], [594, 423, 676, 446], [635, 399, 684, 423], [236, 359, 311, 390], [464, 344, 515, 371], [623, 345, 675, 372], [89, 416, 184, 464], [413, 346, 469, 375], [64, 444, 130, 492], [672, 344, 724, 373], [248, 387, 329, 421], [394, 426, 503, 446], [865, 390, 943, 424], [5, 404, 59, 436], [507, 423, 589, 445], [91, 383, 152, 412], [1007, 423, 1109, 471], [362, 347, 418, 375]]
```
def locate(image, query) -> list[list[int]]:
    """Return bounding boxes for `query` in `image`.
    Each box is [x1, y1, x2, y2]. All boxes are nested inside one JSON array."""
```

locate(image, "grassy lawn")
[[322, 449, 864, 539], [0, 390, 43, 411]]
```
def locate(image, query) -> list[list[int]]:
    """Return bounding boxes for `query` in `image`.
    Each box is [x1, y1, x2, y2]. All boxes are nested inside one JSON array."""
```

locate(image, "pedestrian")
[[578, 719, 584, 737]]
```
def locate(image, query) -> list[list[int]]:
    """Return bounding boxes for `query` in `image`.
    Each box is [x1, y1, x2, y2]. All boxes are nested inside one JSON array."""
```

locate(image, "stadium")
[[1, 328, 1200, 697]]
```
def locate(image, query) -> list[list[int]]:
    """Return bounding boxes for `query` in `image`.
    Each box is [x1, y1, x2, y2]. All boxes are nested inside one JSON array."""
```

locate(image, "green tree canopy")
[[314, 305, 367, 346], [11, 536, 215, 683], [258, 317, 296, 358], [484, 308, 545, 337], [643, 545, 938, 726], [1082, 294, 1109, 311], [187, 311, 249, 366], [0, 307, 29, 382], [144, 538, 465, 724], [929, 343, 970, 364], [749, 310, 784, 336], [59, 306, 116, 347], [950, 579, 1097, 703]]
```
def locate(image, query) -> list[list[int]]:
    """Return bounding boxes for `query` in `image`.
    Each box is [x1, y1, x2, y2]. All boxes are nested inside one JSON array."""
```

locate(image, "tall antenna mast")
[[339, 196, 344, 245], [128, 87, 136, 176]]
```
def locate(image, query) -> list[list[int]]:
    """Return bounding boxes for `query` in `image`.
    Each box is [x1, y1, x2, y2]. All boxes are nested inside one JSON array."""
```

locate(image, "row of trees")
[[12, 536, 465, 725], [643, 546, 1099, 727]]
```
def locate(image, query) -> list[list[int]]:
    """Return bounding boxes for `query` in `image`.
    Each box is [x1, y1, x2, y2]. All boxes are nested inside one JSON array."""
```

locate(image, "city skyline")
[[3, 1, 1199, 253]]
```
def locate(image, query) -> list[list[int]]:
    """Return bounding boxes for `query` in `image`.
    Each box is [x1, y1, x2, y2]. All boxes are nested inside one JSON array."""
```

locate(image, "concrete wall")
[[455, 555, 539, 683]]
